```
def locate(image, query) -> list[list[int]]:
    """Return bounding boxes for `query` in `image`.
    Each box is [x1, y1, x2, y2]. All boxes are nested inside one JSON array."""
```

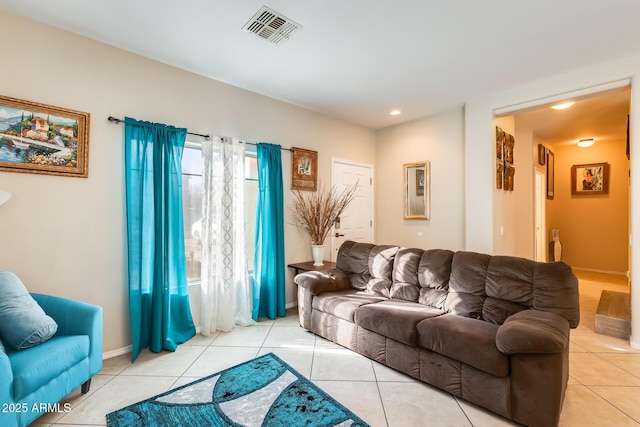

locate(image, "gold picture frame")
[[403, 161, 430, 220], [0, 95, 89, 178], [291, 147, 317, 191]]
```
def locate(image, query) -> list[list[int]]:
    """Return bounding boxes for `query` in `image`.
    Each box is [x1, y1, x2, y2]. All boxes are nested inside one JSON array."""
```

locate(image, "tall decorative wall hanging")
[[495, 126, 515, 191], [291, 147, 318, 191], [496, 127, 504, 189]]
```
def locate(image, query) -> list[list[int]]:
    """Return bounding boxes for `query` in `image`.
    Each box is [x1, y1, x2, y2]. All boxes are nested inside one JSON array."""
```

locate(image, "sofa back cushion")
[[528, 259, 580, 327], [446, 252, 580, 327], [418, 249, 454, 309], [390, 248, 422, 301], [446, 252, 490, 319], [366, 245, 399, 297], [336, 241, 375, 290], [484, 255, 534, 323]]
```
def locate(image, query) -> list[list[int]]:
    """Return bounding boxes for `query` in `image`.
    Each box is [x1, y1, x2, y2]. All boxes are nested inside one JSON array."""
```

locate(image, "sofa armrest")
[[294, 269, 350, 296], [31, 294, 103, 375], [495, 309, 569, 355]]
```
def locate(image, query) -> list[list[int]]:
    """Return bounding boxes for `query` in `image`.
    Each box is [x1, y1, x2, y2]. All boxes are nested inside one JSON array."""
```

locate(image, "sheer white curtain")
[[200, 136, 254, 334]]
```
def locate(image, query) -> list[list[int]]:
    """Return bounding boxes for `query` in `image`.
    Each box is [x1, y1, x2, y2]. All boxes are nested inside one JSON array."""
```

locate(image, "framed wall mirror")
[[403, 161, 430, 220]]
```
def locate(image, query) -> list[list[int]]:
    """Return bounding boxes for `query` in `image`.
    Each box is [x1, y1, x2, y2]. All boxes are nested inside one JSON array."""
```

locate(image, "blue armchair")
[[0, 292, 103, 427]]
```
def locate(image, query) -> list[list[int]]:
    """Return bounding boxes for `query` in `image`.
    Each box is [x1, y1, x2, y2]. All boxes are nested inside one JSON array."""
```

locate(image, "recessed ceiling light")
[[577, 138, 595, 148], [551, 101, 575, 110], [389, 110, 401, 116]]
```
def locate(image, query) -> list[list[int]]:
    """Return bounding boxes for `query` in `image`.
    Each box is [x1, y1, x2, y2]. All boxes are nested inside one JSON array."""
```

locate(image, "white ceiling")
[[1, 0, 639, 131]]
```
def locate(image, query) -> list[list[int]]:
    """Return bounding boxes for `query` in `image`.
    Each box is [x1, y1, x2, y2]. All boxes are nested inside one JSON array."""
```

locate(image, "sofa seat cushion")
[[312, 290, 386, 322], [355, 299, 444, 345], [416, 314, 508, 377], [7, 334, 89, 400]]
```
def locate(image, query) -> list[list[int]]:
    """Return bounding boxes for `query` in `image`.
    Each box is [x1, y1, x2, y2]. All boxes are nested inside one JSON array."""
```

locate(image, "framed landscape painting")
[[0, 95, 89, 177]]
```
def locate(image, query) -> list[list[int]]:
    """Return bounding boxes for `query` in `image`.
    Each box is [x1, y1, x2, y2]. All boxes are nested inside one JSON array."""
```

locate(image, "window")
[[181, 143, 258, 282], [244, 154, 258, 271], [182, 145, 203, 282]]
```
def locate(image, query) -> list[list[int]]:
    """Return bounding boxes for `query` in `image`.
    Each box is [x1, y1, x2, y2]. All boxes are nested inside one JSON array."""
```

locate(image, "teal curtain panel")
[[253, 143, 286, 320], [124, 117, 195, 361]]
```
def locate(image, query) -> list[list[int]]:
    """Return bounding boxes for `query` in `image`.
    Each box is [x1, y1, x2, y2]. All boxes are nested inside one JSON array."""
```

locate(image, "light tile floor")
[[33, 271, 640, 426]]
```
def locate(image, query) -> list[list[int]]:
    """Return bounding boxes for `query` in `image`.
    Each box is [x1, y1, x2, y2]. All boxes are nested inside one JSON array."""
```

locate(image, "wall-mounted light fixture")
[[0, 189, 11, 206], [577, 138, 595, 148]]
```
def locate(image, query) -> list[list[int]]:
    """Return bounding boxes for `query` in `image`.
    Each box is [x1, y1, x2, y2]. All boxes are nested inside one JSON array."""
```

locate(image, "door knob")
[[335, 233, 345, 237]]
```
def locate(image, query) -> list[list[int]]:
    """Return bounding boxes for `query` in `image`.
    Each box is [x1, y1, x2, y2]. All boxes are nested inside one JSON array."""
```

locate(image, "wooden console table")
[[287, 261, 337, 275]]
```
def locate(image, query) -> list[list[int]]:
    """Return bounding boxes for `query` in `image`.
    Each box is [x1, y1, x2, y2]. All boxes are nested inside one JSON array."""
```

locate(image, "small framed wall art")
[[0, 95, 89, 178], [546, 149, 555, 200], [571, 162, 609, 195], [291, 147, 317, 191], [538, 144, 547, 165]]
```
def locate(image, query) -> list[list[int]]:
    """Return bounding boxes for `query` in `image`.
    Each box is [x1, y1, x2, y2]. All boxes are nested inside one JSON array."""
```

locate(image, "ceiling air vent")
[[242, 6, 302, 45]]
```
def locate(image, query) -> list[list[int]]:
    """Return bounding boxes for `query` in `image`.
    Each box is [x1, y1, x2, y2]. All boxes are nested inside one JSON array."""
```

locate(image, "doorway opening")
[[497, 85, 632, 344], [512, 87, 630, 274]]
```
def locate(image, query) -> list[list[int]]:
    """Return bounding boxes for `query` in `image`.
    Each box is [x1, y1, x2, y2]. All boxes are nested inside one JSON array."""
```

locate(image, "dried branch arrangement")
[[292, 183, 358, 245]]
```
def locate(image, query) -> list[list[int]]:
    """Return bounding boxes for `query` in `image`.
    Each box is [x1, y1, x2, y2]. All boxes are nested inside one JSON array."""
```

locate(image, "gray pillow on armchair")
[[0, 271, 58, 350]]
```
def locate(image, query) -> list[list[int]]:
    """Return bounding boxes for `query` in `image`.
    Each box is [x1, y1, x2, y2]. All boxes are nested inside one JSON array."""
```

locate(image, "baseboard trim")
[[103, 345, 132, 360], [102, 326, 203, 360], [572, 267, 628, 276]]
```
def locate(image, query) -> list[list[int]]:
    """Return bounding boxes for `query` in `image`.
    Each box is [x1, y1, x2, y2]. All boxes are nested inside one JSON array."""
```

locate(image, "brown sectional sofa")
[[296, 241, 580, 427]]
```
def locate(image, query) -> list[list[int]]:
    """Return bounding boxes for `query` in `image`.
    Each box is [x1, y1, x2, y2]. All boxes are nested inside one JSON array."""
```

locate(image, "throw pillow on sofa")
[[0, 271, 58, 350]]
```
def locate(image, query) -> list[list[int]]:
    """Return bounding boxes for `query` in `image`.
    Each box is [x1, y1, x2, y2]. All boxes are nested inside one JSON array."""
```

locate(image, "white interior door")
[[330, 159, 374, 261], [535, 171, 546, 262]]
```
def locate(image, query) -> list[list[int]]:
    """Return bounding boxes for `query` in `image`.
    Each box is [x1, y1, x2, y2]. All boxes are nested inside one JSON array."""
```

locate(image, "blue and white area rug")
[[106, 353, 369, 427]]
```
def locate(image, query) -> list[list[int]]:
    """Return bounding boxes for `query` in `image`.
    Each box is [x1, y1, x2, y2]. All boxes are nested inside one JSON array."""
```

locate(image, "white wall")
[[375, 108, 464, 250], [464, 53, 640, 348], [0, 11, 375, 353], [491, 116, 536, 258]]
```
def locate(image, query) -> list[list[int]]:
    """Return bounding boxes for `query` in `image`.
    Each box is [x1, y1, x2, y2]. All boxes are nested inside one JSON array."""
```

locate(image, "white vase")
[[312, 245, 325, 266]]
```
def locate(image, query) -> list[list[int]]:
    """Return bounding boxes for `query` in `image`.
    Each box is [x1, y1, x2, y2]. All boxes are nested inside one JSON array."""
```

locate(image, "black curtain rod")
[[108, 116, 210, 140], [244, 141, 293, 152], [107, 116, 292, 151]]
